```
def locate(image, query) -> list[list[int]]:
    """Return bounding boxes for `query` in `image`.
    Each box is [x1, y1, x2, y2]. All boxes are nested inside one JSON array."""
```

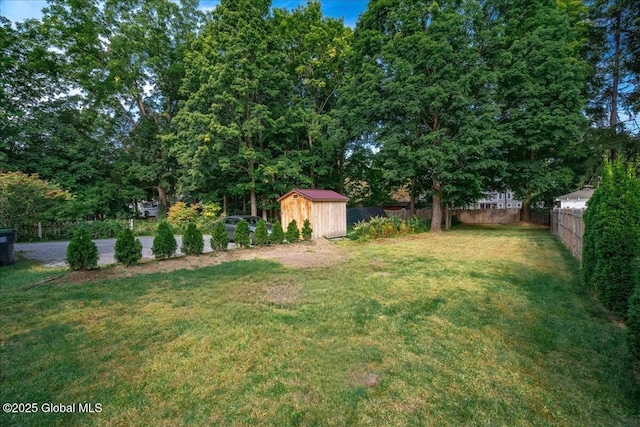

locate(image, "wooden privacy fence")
[[550, 209, 584, 261], [384, 208, 549, 225]]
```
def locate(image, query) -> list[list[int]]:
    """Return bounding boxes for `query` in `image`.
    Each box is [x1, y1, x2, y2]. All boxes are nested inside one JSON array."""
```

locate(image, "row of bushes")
[[582, 159, 640, 361], [66, 218, 314, 269], [348, 216, 430, 241]]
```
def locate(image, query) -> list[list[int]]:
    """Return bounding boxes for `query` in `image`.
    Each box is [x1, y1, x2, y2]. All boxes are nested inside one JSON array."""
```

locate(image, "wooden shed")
[[278, 189, 348, 239]]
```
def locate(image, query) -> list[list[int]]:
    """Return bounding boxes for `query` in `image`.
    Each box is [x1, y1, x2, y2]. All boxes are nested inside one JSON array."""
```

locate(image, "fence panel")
[[551, 209, 584, 261]]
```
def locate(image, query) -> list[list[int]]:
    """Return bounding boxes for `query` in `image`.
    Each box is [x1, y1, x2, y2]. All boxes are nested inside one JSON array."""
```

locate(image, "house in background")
[[278, 189, 348, 239], [470, 191, 523, 209], [554, 187, 594, 209]]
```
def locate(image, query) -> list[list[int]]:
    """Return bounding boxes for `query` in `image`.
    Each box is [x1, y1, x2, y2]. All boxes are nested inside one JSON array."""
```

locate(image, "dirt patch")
[[49, 239, 348, 285]]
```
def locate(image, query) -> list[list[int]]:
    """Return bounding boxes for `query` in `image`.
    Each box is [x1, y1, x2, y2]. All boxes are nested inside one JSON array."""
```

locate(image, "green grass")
[[1, 226, 638, 426]]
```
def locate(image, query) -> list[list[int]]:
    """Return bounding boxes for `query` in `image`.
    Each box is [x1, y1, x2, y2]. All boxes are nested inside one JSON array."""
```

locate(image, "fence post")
[[38, 222, 42, 239]]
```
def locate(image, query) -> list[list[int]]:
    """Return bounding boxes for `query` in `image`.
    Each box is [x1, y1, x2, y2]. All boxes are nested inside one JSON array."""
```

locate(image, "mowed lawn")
[[1, 226, 638, 426]]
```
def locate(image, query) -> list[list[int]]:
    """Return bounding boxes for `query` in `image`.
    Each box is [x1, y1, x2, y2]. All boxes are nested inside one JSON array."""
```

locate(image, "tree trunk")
[[223, 194, 227, 215], [157, 185, 169, 213], [522, 199, 531, 223], [431, 178, 442, 232], [250, 188, 257, 217], [445, 203, 451, 230], [410, 178, 416, 217]]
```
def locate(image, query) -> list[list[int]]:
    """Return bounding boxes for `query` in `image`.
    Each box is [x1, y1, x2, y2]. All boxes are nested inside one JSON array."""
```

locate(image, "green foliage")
[[582, 160, 640, 317], [254, 219, 269, 246], [196, 202, 221, 231], [0, 172, 73, 238], [65, 227, 99, 270], [234, 219, 251, 248], [167, 202, 199, 230], [270, 220, 285, 244], [211, 221, 228, 251], [301, 218, 313, 241], [114, 228, 142, 266], [286, 219, 300, 243], [349, 216, 428, 242], [151, 221, 177, 259], [627, 260, 640, 360], [181, 222, 204, 255]]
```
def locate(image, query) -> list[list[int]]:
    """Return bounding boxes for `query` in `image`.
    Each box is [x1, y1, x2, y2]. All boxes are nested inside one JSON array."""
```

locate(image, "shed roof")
[[278, 189, 348, 202], [555, 188, 595, 201]]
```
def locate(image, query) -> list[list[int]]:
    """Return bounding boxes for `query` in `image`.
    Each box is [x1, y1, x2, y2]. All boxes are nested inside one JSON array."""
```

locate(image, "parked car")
[[139, 201, 160, 218], [219, 216, 272, 243]]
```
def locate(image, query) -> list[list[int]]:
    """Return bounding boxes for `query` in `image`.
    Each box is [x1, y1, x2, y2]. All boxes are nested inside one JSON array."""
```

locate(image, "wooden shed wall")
[[310, 201, 347, 239], [279, 195, 346, 239]]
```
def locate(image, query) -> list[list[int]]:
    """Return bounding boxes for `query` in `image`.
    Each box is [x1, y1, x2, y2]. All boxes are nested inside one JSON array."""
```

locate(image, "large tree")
[[171, 0, 291, 216], [497, 0, 589, 220], [37, 0, 202, 210], [346, 0, 503, 231]]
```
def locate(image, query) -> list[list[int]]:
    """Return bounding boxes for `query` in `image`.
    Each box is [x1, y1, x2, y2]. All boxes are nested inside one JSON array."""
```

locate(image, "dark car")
[[219, 215, 272, 243]]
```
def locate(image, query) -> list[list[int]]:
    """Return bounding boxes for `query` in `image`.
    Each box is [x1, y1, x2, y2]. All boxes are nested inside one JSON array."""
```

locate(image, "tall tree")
[[38, 0, 202, 209], [272, 2, 352, 191], [171, 0, 285, 216], [497, 0, 588, 220], [346, 0, 503, 231]]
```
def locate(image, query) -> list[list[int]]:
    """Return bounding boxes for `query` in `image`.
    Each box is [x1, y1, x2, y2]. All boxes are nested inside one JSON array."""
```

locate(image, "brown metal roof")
[[278, 189, 348, 202]]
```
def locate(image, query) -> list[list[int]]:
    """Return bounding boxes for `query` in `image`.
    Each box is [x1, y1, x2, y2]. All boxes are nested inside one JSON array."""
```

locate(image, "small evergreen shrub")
[[286, 219, 300, 243], [66, 227, 99, 270], [114, 228, 142, 266], [302, 218, 313, 241], [234, 219, 251, 248], [211, 221, 228, 251], [270, 220, 285, 244], [182, 222, 204, 255], [152, 221, 177, 259], [254, 219, 269, 246]]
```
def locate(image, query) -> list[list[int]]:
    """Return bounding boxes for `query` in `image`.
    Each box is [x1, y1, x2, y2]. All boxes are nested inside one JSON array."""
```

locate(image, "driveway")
[[15, 235, 222, 267]]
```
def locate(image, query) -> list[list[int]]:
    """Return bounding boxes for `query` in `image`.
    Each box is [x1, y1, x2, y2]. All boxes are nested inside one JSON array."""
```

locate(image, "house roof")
[[278, 189, 348, 202], [555, 188, 595, 201]]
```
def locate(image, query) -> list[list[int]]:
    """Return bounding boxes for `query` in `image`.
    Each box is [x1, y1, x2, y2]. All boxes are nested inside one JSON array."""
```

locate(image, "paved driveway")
[[15, 235, 217, 267]]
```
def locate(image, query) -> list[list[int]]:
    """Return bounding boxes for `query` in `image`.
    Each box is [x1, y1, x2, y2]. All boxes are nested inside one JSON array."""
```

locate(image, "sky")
[[0, 0, 369, 27]]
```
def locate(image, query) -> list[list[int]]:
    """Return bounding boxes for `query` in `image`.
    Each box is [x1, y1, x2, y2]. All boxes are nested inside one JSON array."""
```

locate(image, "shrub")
[[302, 218, 313, 241], [114, 228, 142, 266], [270, 220, 285, 244], [66, 227, 99, 270], [349, 216, 428, 241], [167, 202, 199, 231], [152, 221, 177, 259], [211, 221, 228, 251], [286, 219, 300, 243], [234, 219, 251, 248], [627, 260, 640, 360], [182, 222, 204, 255], [196, 202, 222, 232], [583, 159, 640, 317], [254, 219, 269, 246]]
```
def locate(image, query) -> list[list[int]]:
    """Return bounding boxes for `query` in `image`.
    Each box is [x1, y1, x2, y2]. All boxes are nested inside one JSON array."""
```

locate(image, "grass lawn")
[[1, 225, 638, 426]]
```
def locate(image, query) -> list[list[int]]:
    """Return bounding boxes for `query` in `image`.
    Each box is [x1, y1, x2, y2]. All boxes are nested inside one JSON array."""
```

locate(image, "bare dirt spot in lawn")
[[50, 239, 348, 285]]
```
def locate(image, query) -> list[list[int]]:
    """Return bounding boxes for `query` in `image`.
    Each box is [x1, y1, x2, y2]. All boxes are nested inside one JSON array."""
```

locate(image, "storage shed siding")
[[311, 201, 347, 239], [280, 195, 312, 234], [279, 193, 347, 240]]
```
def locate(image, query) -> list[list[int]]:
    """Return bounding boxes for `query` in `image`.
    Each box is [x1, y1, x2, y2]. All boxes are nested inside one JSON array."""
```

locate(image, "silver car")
[[220, 216, 272, 243]]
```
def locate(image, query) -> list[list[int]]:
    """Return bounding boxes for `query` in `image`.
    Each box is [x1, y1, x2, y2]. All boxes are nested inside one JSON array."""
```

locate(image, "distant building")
[[554, 187, 594, 209], [470, 191, 523, 210]]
